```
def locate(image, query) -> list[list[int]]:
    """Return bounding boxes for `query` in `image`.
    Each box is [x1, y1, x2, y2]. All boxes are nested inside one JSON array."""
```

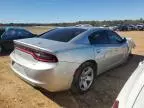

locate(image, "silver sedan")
[[10, 27, 135, 93]]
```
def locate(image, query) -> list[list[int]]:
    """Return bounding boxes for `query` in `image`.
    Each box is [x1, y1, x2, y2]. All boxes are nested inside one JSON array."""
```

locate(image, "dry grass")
[[0, 27, 144, 108], [118, 31, 144, 54]]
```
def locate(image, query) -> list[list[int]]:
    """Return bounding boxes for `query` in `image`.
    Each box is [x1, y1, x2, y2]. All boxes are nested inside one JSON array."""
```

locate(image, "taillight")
[[15, 45, 58, 63], [112, 100, 119, 108], [33, 51, 58, 62]]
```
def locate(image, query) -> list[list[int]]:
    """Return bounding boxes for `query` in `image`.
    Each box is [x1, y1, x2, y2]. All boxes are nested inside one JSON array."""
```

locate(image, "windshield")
[[40, 28, 86, 42]]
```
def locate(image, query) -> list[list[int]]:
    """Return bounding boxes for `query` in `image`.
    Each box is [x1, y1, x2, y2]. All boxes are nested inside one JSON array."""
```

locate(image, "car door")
[[107, 30, 128, 66], [89, 30, 115, 74]]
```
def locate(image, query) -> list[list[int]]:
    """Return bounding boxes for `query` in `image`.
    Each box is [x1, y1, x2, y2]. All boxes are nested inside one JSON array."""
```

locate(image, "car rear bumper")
[[10, 55, 80, 92]]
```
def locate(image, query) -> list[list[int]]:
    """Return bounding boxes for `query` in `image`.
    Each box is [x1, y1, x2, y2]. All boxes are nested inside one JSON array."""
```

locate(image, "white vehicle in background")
[[112, 60, 144, 108]]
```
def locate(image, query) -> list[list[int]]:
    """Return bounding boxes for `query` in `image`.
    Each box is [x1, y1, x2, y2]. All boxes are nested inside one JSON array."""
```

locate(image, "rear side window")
[[40, 28, 86, 42], [89, 30, 109, 44]]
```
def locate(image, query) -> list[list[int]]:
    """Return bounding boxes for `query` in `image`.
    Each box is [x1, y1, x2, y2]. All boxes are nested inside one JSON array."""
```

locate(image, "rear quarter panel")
[[56, 45, 95, 64]]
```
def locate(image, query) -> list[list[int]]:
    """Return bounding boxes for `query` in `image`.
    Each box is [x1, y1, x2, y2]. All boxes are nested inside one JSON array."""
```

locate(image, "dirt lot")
[[0, 27, 144, 108]]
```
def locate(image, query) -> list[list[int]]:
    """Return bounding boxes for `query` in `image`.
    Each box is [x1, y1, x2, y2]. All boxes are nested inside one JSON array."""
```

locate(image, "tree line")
[[0, 18, 144, 27]]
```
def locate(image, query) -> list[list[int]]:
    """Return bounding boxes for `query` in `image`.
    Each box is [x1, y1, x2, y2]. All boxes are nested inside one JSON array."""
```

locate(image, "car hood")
[[14, 38, 88, 53]]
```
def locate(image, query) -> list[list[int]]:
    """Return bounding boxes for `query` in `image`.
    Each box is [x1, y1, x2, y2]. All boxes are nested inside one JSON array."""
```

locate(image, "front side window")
[[107, 31, 123, 44], [89, 30, 109, 44], [40, 28, 86, 42]]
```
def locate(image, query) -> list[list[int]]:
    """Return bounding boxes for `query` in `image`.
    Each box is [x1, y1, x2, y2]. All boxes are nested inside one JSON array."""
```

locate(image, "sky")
[[0, 0, 144, 23]]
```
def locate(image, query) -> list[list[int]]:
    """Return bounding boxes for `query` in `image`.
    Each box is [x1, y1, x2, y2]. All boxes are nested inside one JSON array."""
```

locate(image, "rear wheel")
[[0, 45, 3, 53], [71, 62, 96, 94]]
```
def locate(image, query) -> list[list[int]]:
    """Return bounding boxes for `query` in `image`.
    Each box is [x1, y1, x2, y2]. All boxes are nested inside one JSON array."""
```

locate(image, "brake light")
[[112, 100, 119, 108], [34, 51, 58, 62], [15, 46, 58, 63]]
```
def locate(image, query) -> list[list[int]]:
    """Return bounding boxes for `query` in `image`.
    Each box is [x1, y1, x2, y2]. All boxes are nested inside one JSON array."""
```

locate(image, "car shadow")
[[0, 50, 12, 56], [0, 46, 14, 57], [38, 54, 144, 108]]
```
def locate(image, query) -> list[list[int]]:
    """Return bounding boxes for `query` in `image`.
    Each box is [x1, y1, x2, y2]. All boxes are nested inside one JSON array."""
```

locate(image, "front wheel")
[[71, 62, 96, 94], [128, 50, 133, 57]]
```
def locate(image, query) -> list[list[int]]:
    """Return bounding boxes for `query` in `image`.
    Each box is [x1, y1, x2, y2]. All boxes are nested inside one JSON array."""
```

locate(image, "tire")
[[2, 41, 14, 52], [71, 62, 96, 94], [128, 51, 133, 59], [0, 45, 3, 53]]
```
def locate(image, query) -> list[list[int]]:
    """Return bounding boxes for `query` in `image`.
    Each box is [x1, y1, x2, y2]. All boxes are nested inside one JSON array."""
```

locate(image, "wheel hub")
[[79, 66, 94, 91]]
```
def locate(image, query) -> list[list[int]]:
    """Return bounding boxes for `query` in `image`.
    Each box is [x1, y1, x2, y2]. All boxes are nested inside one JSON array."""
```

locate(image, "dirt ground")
[[0, 28, 144, 108]]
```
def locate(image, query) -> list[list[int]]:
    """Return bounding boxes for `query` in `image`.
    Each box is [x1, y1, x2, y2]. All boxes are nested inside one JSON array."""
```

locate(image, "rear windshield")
[[0, 29, 5, 38], [40, 28, 86, 42]]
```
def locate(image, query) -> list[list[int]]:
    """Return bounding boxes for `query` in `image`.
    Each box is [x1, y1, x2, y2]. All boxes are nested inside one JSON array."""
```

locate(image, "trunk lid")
[[12, 38, 63, 65], [14, 38, 66, 53]]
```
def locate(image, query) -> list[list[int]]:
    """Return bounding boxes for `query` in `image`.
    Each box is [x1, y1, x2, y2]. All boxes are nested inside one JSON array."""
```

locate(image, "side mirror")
[[116, 37, 126, 43], [121, 37, 127, 43]]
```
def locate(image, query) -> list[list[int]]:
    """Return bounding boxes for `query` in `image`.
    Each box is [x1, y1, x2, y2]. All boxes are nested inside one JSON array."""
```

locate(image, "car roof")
[[55, 26, 110, 31], [62, 26, 112, 44]]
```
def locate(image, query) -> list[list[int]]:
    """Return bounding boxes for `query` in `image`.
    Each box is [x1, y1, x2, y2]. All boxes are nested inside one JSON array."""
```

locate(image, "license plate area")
[[12, 61, 28, 76]]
